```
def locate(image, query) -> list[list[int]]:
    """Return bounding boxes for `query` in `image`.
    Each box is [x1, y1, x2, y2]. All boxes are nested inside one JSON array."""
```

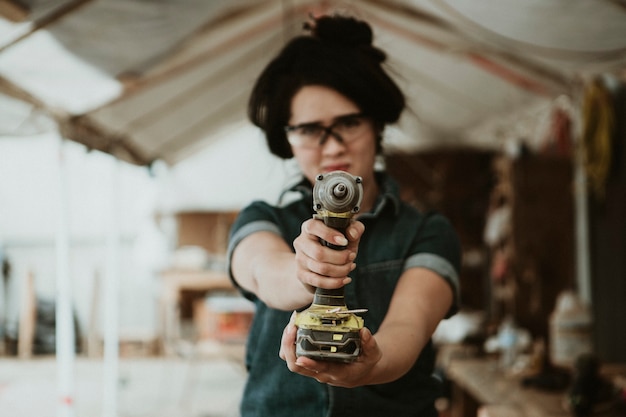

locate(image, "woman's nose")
[[321, 133, 346, 154]]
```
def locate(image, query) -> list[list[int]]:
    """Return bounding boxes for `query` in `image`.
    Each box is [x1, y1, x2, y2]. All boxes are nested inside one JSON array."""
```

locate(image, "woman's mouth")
[[323, 164, 350, 172]]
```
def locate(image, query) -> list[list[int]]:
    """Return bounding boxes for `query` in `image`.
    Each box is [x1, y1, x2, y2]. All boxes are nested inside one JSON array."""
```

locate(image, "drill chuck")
[[312, 171, 363, 240], [313, 172, 363, 216]]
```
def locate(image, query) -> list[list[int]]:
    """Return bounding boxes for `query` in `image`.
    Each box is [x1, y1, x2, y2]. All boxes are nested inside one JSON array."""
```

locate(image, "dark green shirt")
[[227, 173, 461, 417]]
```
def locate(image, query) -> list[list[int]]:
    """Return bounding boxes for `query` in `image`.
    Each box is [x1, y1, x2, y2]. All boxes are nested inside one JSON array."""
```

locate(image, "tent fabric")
[[1, 0, 625, 166]]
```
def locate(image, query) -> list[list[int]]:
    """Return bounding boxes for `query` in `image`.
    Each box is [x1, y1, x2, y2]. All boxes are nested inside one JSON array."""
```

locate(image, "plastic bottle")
[[549, 290, 593, 369], [498, 316, 518, 370]]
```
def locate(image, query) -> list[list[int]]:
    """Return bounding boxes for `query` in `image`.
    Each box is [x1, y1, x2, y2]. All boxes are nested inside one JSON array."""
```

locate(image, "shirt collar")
[[365, 171, 401, 218]]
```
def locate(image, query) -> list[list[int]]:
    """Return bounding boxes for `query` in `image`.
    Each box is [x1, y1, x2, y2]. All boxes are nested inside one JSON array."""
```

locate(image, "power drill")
[[294, 171, 367, 363]]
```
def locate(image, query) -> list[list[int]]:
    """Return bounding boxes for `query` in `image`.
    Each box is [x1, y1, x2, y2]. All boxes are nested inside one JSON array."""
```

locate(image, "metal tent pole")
[[56, 136, 75, 417], [102, 156, 121, 417]]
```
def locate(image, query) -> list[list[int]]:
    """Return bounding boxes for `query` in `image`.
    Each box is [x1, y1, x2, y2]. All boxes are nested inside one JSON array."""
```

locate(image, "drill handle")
[[314, 223, 349, 305], [318, 214, 351, 250], [319, 225, 348, 250], [313, 287, 346, 306]]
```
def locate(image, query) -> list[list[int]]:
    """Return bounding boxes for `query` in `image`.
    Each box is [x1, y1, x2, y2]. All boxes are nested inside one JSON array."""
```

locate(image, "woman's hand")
[[279, 311, 382, 388], [292, 219, 365, 291]]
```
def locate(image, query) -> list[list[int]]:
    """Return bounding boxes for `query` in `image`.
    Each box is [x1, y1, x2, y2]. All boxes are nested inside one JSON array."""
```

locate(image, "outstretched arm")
[[230, 219, 365, 311]]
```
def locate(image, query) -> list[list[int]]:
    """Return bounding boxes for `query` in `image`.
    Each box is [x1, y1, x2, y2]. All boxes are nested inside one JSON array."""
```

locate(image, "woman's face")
[[287, 85, 378, 187]]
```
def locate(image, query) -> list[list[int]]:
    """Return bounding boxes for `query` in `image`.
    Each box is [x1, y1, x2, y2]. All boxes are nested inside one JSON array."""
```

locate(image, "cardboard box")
[[194, 295, 255, 343]]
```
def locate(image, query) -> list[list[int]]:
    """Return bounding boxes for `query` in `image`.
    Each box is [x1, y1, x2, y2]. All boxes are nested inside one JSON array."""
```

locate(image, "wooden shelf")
[[158, 269, 235, 355]]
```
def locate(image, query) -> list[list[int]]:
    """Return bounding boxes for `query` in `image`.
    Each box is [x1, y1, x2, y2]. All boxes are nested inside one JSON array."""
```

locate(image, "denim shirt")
[[228, 173, 461, 417]]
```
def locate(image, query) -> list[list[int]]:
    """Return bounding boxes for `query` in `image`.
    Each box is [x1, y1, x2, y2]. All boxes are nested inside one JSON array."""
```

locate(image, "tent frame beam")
[[0, 0, 94, 53]]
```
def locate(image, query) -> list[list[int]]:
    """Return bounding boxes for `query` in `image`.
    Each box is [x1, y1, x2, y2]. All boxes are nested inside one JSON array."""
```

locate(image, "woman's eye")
[[337, 117, 361, 129], [298, 125, 322, 136]]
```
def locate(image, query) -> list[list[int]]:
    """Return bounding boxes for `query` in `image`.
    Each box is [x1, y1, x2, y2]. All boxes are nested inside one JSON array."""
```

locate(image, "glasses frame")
[[284, 112, 368, 148]]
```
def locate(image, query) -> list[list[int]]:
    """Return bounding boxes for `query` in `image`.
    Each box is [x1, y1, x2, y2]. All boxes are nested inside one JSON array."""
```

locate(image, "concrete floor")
[[0, 343, 246, 417]]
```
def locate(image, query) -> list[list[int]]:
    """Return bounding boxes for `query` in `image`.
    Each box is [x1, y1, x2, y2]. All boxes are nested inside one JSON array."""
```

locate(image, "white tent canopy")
[[2, 0, 625, 166]]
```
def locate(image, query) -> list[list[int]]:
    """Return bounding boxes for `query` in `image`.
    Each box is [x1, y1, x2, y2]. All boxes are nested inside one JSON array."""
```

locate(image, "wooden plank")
[[86, 269, 102, 358], [0, 0, 29, 22], [18, 270, 36, 359]]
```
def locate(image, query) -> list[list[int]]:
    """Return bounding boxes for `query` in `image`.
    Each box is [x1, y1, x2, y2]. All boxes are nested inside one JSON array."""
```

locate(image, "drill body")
[[294, 171, 366, 363]]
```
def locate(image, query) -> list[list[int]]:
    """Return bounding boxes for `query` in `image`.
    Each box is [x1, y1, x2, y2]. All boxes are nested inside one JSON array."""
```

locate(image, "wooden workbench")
[[447, 358, 568, 417], [446, 356, 626, 417]]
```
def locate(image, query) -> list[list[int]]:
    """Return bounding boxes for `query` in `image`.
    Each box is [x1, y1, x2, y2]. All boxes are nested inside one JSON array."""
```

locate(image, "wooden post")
[[18, 270, 36, 359]]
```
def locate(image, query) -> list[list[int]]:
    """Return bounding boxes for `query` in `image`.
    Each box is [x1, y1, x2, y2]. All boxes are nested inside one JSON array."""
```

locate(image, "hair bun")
[[308, 15, 373, 48], [304, 15, 386, 63]]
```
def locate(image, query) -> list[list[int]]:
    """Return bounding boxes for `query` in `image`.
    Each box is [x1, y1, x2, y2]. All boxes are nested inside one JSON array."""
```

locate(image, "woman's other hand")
[[279, 311, 382, 388]]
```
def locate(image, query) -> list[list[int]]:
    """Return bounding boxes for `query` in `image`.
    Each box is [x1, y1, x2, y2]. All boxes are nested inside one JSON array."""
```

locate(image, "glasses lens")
[[287, 124, 324, 148], [333, 115, 365, 137]]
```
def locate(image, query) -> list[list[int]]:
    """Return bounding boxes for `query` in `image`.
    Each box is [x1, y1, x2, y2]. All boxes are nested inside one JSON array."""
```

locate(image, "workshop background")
[[1, 1, 625, 417]]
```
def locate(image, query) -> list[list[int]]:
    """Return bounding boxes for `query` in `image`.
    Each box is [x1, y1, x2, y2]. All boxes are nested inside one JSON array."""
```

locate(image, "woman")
[[228, 13, 461, 417]]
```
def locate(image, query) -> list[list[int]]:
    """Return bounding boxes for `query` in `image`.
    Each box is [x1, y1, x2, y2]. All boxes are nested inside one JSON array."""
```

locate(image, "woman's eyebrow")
[[290, 112, 363, 128], [287, 120, 323, 130], [332, 112, 363, 122]]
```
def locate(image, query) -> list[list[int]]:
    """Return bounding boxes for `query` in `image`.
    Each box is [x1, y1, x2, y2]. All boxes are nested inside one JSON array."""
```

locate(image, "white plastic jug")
[[549, 290, 593, 369]]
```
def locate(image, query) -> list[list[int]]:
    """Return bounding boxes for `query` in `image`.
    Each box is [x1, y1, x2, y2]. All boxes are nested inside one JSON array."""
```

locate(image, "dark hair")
[[248, 14, 406, 159]]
